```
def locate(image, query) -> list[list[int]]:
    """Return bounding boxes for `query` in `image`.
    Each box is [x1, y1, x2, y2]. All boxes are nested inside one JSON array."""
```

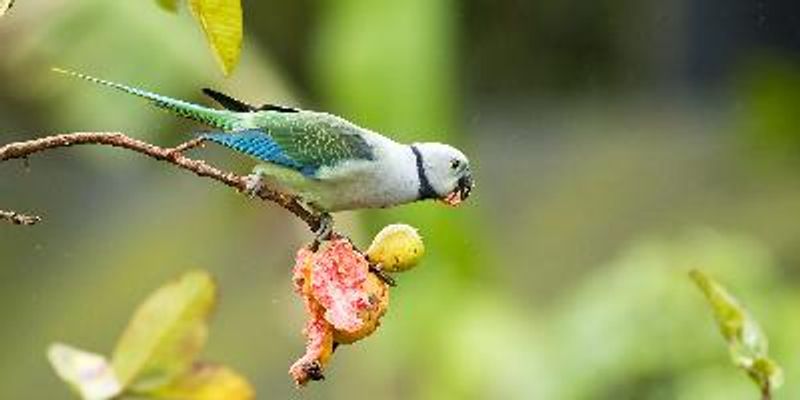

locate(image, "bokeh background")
[[2, 1, 800, 398]]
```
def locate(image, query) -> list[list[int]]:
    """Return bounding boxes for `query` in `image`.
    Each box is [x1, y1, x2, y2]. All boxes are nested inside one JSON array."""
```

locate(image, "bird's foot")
[[369, 264, 397, 287], [243, 172, 266, 198], [310, 213, 334, 251]]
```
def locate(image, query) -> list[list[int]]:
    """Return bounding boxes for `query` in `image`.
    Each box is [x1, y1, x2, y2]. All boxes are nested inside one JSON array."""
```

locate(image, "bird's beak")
[[441, 173, 474, 207]]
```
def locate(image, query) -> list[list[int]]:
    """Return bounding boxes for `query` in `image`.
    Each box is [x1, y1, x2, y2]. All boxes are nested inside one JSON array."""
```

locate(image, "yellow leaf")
[[111, 271, 216, 391], [47, 343, 122, 400], [189, 0, 243, 75], [148, 362, 255, 400]]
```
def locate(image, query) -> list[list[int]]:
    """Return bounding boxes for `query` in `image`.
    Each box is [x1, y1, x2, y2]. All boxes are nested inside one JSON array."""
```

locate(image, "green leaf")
[[147, 362, 255, 400], [47, 343, 122, 400], [111, 270, 216, 392], [155, 0, 180, 13], [188, 0, 242, 76], [690, 269, 783, 395], [0, 0, 14, 17], [689, 269, 752, 345], [747, 357, 784, 396]]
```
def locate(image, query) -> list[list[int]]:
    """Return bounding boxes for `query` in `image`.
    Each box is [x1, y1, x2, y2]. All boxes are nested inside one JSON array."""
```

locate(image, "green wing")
[[271, 116, 375, 169]]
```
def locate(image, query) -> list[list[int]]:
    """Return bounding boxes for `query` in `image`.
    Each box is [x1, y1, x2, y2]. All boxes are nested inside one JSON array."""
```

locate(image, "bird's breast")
[[309, 152, 420, 211]]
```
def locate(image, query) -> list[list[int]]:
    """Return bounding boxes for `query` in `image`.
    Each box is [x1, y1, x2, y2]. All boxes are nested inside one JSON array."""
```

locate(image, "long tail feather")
[[52, 68, 240, 130]]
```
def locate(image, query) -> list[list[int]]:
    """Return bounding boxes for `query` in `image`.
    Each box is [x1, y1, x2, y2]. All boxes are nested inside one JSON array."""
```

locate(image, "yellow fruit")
[[365, 224, 425, 273]]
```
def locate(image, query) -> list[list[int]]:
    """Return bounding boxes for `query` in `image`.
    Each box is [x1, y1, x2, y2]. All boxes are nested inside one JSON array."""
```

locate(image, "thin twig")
[[0, 209, 41, 225], [0, 132, 322, 230], [762, 385, 771, 400]]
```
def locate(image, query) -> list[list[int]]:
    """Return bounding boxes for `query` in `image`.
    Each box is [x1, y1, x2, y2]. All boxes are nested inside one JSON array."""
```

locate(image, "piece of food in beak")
[[442, 190, 463, 206]]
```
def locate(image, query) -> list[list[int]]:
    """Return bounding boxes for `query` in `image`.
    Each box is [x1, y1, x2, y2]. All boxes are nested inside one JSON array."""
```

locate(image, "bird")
[[53, 68, 474, 238]]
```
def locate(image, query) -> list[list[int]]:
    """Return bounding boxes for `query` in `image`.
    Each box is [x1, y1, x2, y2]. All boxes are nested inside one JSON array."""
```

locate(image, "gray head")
[[412, 142, 474, 206]]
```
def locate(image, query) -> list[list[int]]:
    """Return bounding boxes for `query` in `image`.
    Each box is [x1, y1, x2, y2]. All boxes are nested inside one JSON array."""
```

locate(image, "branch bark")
[[0, 132, 322, 230], [0, 209, 41, 225]]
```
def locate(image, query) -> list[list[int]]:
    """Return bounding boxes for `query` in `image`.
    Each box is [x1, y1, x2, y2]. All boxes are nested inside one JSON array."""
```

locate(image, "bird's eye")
[[450, 159, 461, 170]]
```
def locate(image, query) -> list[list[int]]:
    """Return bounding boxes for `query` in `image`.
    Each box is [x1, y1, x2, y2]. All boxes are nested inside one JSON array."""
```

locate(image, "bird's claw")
[[310, 213, 334, 250], [243, 173, 265, 198]]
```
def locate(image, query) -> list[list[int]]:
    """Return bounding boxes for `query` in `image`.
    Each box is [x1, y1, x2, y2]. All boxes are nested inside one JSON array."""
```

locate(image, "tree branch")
[[0, 209, 41, 225], [0, 132, 322, 230]]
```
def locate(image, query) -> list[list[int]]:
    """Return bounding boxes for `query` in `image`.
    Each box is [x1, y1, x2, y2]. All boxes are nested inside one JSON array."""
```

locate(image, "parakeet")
[[53, 69, 474, 235]]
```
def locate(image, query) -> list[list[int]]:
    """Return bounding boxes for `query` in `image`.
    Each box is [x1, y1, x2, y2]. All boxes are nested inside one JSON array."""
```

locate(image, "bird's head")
[[414, 142, 474, 206]]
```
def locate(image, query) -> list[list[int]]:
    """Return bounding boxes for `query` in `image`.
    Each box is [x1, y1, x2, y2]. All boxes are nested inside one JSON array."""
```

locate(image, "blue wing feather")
[[201, 130, 318, 176]]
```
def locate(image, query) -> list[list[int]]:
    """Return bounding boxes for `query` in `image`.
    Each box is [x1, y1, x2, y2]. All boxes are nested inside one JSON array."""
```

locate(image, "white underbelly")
[[309, 175, 400, 211], [258, 144, 419, 212], [303, 162, 417, 212]]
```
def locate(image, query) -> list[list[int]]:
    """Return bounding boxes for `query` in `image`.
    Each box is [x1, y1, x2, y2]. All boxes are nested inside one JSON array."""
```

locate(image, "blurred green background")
[[3, 1, 800, 399]]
